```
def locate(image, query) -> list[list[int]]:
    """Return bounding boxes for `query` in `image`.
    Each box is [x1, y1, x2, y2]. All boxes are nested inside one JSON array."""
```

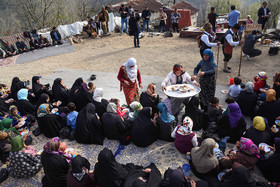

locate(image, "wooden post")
[[238, 46, 242, 76]]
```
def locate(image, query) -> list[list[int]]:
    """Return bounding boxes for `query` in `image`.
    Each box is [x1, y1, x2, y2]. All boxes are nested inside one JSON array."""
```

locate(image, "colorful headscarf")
[[157, 103, 175, 123], [243, 82, 254, 94], [258, 71, 268, 81], [17, 88, 28, 100], [37, 104, 51, 117], [9, 105, 22, 121], [93, 88, 104, 102], [123, 58, 137, 82], [227, 103, 242, 128], [130, 101, 143, 117], [43, 137, 63, 155], [11, 135, 24, 152], [107, 103, 117, 113], [239, 137, 260, 157], [253, 116, 266, 131], [266, 89, 276, 102], [0, 118, 19, 135], [176, 116, 193, 136], [173, 64, 183, 74]]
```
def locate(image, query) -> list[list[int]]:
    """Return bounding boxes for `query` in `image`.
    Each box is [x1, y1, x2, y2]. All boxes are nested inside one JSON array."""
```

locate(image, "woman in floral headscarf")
[[229, 137, 259, 169], [41, 137, 69, 187], [171, 116, 198, 154], [129, 101, 143, 121]]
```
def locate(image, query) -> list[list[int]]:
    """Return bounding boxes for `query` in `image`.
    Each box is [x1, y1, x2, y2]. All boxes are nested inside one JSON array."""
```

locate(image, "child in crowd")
[[88, 82, 95, 93], [207, 97, 223, 123], [109, 98, 128, 118], [228, 77, 242, 99], [223, 97, 235, 115], [254, 71, 268, 93], [9, 105, 31, 130], [66, 102, 78, 132], [238, 21, 246, 40], [171, 116, 199, 154]]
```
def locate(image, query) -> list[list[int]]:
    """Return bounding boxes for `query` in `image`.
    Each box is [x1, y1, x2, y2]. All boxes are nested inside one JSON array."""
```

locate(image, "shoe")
[[227, 66, 231, 70], [223, 69, 231, 73], [247, 55, 251, 61], [242, 53, 246, 57], [137, 45, 140, 48]]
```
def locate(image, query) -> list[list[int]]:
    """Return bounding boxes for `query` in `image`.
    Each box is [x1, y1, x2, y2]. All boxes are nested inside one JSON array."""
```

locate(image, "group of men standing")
[[119, 4, 182, 35], [200, 1, 272, 74]]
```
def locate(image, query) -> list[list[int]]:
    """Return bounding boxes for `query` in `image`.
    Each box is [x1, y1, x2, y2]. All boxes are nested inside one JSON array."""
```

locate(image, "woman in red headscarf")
[[140, 83, 160, 116], [117, 58, 143, 106]]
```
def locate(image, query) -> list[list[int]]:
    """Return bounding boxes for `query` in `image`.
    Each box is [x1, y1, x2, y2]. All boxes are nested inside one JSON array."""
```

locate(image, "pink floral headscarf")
[[239, 137, 260, 158]]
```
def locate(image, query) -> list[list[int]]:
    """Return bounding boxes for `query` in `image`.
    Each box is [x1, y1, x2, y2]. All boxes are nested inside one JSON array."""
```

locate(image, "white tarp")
[[114, 16, 122, 29], [108, 13, 115, 33], [39, 21, 88, 41]]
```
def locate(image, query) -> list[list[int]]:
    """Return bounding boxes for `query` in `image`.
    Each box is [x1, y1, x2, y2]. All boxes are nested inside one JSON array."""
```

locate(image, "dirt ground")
[[1, 33, 278, 86]]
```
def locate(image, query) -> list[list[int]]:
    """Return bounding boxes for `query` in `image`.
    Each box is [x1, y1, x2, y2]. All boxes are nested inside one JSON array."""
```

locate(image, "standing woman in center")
[[117, 58, 143, 106], [193, 49, 217, 110]]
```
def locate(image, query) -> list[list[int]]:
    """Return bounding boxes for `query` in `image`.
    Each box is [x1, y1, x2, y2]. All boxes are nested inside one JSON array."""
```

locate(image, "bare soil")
[[1, 33, 278, 86]]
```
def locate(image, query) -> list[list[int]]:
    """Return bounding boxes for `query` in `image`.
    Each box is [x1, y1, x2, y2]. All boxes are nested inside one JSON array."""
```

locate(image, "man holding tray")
[[161, 64, 200, 121]]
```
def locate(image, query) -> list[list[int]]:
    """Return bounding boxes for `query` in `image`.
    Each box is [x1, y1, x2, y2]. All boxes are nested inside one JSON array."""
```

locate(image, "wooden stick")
[[216, 45, 220, 80], [238, 45, 242, 76]]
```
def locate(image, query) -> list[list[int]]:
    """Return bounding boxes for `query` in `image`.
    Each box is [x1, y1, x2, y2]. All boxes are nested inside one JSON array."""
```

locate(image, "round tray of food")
[[164, 84, 201, 98]]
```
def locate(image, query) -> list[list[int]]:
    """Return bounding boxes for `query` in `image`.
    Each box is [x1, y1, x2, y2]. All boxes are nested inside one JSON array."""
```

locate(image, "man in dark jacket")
[[141, 6, 151, 32], [242, 30, 262, 60], [50, 27, 63, 45], [258, 1, 271, 30], [5, 42, 17, 56], [29, 37, 41, 50], [15, 37, 28, 53]]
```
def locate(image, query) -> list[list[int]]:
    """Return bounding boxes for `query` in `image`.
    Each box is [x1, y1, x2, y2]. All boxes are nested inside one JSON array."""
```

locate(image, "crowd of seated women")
[[0, 72, 280, 186]]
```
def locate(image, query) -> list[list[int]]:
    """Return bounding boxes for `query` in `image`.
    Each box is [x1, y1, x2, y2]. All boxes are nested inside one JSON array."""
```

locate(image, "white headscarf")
[[176, 116, 193, 136], [123, 58, 138, 82], [93, 88, 103, 102]]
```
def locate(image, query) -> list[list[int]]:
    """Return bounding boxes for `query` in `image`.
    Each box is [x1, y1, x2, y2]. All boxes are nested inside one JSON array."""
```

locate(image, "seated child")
[[223, 97, 235, 115], [207, 97, 223, 124], [88, 82, 95, 93], [171, 116, 198, 154], [228, 77, 242, 99], [110, 98, 130, 120], [254, 71, 268, 93], [66, 102, 78, 132], [9, 105, 31, 130]]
